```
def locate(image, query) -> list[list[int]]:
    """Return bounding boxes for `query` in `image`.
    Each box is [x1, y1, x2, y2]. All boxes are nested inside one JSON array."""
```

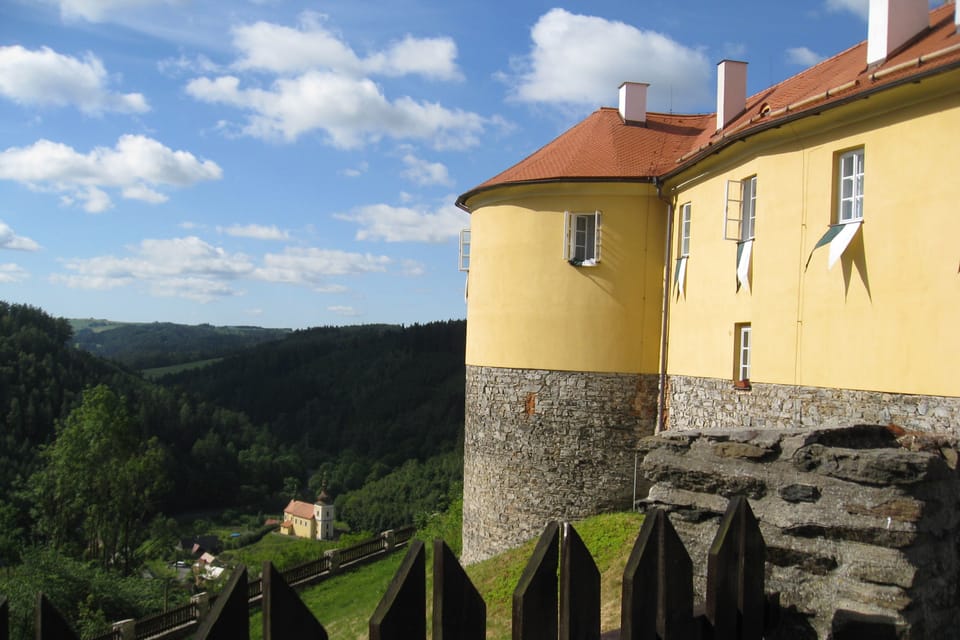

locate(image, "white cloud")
[[340, 161, 369, 178], [255, 247, 391, 284], [230, 12, 461, 81], [401, 154, 452, 187], [186, 72, 486, 149], [400, 259, 425, 277], [0, 135, 222, 212], [505, 9, 711, 112], [53, 236, 253, 301], [218, 224, 290, 240], [0, 263, 28, 283], [327, 305, 361, 317], [335, 200, 468, 243], [825, 0, 869, 20], [0, 221, 41, 251], [52, 0, 174, 22], [0, 45, 148, 115], [787, 47, 826, 66]]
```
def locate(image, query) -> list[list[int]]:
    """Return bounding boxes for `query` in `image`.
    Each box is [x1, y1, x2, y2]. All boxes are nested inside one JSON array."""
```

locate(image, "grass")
[[244, 511, 644, 638], [141, 357, 222, 379]]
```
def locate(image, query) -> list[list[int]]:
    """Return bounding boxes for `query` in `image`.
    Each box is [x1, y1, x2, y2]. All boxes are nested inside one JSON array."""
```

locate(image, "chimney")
[[716, 60, 747, 130], [618, 82, 649, 124], [867, 0, 929, 66]]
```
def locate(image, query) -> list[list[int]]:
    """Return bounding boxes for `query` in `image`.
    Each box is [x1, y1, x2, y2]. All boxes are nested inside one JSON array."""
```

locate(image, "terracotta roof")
[[283, 499, 315, 519], [457, 4, 960, 208]]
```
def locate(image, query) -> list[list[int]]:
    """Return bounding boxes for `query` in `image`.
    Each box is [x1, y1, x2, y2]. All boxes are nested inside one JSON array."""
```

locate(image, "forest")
[[0, 301, 465, 633]]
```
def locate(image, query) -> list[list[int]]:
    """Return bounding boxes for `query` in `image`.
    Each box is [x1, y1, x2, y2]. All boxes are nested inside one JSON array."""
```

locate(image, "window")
[[735, 323, 752, 384], [724, 175, 757, 241], [563, 211, 602, 265], [838, 148, 864, 223], [679, 203, 692, 257], [458, 228, 471, 271]]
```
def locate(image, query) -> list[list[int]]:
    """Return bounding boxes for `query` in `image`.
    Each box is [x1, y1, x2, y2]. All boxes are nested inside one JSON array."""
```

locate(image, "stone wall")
[[636, 425, 960, 639], [461, 365, 657, 564], [667, 375, 960, 433]]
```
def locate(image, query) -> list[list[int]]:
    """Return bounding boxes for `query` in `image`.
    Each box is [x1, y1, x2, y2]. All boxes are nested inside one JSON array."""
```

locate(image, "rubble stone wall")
[[636, 425, 960, 639], [461, 365, 657, 564], [666, 375, 960, 433]]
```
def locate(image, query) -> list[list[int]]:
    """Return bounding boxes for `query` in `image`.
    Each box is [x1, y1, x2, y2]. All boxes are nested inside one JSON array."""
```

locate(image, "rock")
[[780, 484, 822, 503]]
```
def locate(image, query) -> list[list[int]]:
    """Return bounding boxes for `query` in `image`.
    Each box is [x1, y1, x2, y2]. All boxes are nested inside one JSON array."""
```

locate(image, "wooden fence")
[[1, 497, 796, 639]]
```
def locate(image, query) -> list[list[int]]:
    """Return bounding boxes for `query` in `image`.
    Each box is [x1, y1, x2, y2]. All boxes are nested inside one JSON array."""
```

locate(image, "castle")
[[457, 0, 960, 564]]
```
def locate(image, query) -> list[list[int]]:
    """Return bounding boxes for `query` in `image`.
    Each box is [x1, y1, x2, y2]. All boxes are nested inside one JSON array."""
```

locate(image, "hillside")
[[69, 319, 290, 370]]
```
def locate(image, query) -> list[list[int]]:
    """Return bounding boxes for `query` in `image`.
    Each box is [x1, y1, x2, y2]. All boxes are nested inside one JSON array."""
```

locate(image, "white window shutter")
[[724, 179, 743, 241], [563, 211, 572, 260], [594, 211, 602, 262]]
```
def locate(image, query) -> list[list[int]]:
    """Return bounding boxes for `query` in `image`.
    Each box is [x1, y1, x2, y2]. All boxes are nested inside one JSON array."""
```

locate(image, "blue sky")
[[0, 0, 905, 328]]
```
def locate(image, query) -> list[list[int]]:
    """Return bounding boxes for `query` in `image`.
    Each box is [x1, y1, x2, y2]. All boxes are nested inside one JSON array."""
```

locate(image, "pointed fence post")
[[369, 540, 426, 640], [512, 521, 559, 640], [36, 593, 79, 640], [560, 523, 599, 640], [0, 596, 7, 640], [433, 539, 485, 640], [262, 561, 328, 640], [705, 496, 765, 640], [621, 509, 695, 640], [194, 565, 249, 640]]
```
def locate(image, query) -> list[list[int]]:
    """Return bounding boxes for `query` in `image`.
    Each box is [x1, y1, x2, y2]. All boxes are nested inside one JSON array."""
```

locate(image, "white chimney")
[[618, 82, 649, 124], [716, 60, 747, 130], [867, 0, 929, 65]]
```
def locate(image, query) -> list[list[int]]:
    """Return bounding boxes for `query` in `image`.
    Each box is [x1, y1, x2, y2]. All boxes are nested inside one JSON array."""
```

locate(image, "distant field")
[[141, 358, 222, 379], [68, 318, 133, 333]]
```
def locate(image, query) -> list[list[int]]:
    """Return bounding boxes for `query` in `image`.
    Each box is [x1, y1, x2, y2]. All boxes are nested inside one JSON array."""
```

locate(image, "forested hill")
[[159, 320, 466, 470], [70, 319, 290, 370]]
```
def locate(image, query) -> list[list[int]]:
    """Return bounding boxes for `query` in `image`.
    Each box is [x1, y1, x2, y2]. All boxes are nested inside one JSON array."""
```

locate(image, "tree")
[[32, 385, 170, 573]]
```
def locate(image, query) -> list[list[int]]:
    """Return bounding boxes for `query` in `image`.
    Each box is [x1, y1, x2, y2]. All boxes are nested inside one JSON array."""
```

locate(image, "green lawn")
[[244, 511, 644, 639]]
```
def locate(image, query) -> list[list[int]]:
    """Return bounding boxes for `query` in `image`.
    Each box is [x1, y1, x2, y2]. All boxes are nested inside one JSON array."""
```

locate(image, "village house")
[[457, 0, 960, 564]]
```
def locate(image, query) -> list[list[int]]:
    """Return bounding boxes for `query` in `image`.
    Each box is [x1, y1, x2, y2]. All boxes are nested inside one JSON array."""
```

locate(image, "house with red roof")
[[457, 0, 960, 565], [280, 490, 335, 540]]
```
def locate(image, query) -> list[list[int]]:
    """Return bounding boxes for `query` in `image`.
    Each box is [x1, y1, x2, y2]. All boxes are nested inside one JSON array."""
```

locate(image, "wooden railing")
[[4, 499, 897, 638]]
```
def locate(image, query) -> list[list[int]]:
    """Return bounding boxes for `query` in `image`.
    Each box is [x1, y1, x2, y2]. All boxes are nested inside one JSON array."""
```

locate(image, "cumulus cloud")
[[0, 135, 222, 212], [401, 154, 452, 187], [254, 247, 391, 284], [335, 200, 468, 243], [0, 45, 148, 114], [0, 263, 28, 283], [218, 224, 290, 240], [327, 305, 361, 317], [52, 0, 174, 22], [0, 221, 41, 251], [230, 11, 462, 80], [186, 72, 486, 148], [787, 47, 826, 66], [400, 259, 425, 277], [504, 9, 712, 112], [825, 0, 869, 20], [53, 236, 253, 301]]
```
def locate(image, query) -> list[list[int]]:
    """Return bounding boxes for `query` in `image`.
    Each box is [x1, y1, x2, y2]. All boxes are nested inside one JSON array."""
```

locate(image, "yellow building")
[[457, 1, 960, 563], [280, 490, 335, 540]]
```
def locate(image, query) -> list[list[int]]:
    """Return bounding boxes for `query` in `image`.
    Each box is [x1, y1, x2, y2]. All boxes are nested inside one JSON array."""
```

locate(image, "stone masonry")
[[667, 375, 960, 433], [636, 425, 960, 639], [461, 365, 657, 564]]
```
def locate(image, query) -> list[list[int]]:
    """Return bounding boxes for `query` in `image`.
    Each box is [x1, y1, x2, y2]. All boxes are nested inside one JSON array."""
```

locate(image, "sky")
[[0, 0, 918, 328]]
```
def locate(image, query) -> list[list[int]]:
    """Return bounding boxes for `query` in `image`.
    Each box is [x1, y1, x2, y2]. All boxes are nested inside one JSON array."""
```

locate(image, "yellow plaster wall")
[[463, 182, 665, 374], [667, 84, 960, 396]]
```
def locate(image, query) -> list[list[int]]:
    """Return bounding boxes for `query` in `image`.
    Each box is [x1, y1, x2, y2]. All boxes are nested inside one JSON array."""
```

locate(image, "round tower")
[[456, 106, 676, 563]]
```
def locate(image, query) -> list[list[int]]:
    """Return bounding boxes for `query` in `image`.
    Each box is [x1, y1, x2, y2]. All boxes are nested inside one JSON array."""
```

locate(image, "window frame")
[[735, 323, 752, 384], [458, 228, 471, 272], [679, 202, 692, 257], [741, 175, 757, 240], [837, 148, 864, 224], [563, 210, 602, 265]]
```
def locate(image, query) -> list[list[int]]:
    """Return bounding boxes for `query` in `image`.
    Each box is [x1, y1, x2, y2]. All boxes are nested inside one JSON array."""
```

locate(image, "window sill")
[[568, 258, 598, 267], [733, 379, 752, 391]]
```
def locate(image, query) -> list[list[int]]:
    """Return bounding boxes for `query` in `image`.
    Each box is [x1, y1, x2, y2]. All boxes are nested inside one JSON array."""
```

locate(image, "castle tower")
[[455, 103, 679, 563], [314, 488, 335, 541]]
